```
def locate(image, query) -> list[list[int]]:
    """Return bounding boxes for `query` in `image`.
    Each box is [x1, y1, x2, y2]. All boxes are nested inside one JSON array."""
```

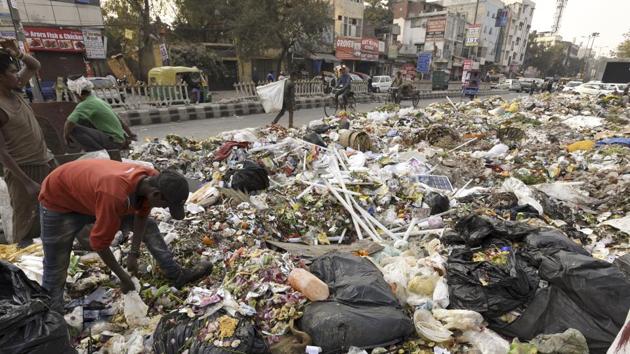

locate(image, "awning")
[[308, 53, 340, 63]]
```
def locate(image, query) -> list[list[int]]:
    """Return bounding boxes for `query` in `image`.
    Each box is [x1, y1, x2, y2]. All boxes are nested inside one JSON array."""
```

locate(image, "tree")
[[523, 32, 582, 77], [364, 0, 393, 30], [613, 30, 630, 58], [171, 0, 234, 43], [229, 0, 333, 74], [103, 0, 164, 80]]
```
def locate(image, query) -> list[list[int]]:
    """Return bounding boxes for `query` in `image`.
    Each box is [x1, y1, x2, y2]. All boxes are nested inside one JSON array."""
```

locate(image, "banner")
[[82, 29, 106, 59], [463, 59, 473, 71], [24, 27, 85, 53], [426, 17, 446, 41], [417, 52, 432, 74], [335, 36, 361, 60], [360, 37, 379, 61], [465, 25, 481, 47], [495, 9, 509, 27]]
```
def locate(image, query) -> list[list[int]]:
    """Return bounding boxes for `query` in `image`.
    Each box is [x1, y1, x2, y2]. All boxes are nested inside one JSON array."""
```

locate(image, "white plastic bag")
[[0, 178, 13, 242], [432, 309, 484, 331], [256, 80, 285, 113], [502, 177, 543, 215], [460, 328, 509, 354], [124, 288, 149, 326], [413, 309, 453, 342]]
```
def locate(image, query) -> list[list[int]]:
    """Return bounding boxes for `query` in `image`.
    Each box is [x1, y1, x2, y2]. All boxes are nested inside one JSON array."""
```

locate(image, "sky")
[[528, 0, 628, 56]]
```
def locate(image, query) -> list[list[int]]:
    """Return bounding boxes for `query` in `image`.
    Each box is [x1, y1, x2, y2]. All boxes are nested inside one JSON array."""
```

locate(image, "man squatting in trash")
[[38, 159, 213, 312]]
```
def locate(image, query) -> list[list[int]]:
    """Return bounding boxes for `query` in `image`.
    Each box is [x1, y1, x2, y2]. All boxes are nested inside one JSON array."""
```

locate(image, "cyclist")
[[390, 71, 403, 102], [333, 66, 352, 108]]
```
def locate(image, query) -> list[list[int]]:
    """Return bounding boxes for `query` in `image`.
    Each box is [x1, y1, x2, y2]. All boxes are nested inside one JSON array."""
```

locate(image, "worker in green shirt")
[[64, 76, 136, 152]]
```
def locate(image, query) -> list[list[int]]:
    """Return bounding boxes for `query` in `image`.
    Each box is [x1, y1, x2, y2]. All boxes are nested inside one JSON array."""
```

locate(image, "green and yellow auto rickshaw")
[[147, 66, 209, 103]]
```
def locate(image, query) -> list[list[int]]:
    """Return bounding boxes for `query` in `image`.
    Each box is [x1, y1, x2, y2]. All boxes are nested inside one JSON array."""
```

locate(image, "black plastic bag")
[[422, 192, 449, 215], [447, 248, 539, 318], [0, 261, 74, 354], [492, 249, 630, 354], [300, 302, 415, 354], [451, 214, 536, 247], [303, 132, 327, 148], [309, 252, 399, 307], [223, 160, 270, 193], [153, 311, 268, 354], [299, 253, 414, 353]]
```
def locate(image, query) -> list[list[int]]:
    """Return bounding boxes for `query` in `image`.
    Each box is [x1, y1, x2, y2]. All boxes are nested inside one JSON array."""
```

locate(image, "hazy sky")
[[529, 0, 629, 56]]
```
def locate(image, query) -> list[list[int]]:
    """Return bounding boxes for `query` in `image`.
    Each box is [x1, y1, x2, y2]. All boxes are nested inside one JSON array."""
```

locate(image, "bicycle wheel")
[[412, 95, 420, 108], [324, 97, 337, 116]]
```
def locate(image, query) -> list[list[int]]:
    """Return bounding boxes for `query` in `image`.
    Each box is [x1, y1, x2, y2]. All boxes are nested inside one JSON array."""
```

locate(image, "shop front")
[[24, 26, 87, 81]]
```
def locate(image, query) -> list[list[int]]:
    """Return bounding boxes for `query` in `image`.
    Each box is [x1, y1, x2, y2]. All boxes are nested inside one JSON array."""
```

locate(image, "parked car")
[[518, 78, 543, 92], [87, 77, 126, 104], [562, 80, 583, 92], [498, 79, 522, 92], [371, 75, 392, 92], [603, 83, 628, 93], [574, 83, 612, 96], [348, 73, 364, 82], [351, 72, 370, 80]]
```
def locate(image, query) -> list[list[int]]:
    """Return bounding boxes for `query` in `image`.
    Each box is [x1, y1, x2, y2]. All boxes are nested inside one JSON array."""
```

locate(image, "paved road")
[[135, 92, 524, 140]]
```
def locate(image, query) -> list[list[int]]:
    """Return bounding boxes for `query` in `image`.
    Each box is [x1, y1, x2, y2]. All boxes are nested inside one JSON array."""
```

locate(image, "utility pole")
[[582, 32, 599, 80], [6, 0, 44, 101]]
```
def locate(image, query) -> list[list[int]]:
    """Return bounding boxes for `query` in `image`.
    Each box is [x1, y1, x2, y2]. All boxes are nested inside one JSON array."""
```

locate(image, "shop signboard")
[[24, 27, 85, 53], [82, 29, 106, 59], [335, 36, 361, 60], [465, 25, 480, 47], [361, 37, 379, 61], [417, 51, 432, 74], [426, 16, 446, 41]]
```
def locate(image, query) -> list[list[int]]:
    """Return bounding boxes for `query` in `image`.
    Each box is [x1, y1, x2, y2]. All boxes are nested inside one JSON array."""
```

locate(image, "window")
[[342, 16, 362, 37], [489, 27, 492, 35], [520, 53, 524, 61]]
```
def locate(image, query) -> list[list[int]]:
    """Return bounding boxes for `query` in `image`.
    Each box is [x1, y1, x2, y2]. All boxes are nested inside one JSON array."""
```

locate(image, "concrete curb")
[[121, 90, 508, 126]]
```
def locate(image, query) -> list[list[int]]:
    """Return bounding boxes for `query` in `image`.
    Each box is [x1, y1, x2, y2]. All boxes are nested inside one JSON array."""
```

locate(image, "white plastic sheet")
[[0, 178, 13, 242], [562, 115, 603, 129], [124, 282, 149, 326], [502, 177, 543, 215], [256, 80, 285, 113]]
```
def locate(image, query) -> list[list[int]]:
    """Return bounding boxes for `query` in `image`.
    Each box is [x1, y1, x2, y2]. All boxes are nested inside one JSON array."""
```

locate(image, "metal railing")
[[58, 84, 191, 110], [233, 79, 369, 100]]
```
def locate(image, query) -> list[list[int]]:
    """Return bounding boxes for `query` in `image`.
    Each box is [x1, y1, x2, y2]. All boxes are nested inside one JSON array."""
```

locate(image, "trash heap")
[[1, 92, 630, 354]]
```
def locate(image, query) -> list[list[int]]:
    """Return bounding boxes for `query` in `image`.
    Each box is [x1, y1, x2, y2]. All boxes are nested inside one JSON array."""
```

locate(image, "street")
[[135, 92, 524, 140]]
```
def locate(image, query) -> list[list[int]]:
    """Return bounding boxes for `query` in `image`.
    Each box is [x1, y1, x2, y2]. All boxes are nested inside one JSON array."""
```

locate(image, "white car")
[[562, 81, 583, 92], [603, 83, 628, 93], [574, 83, 611, 96], [498, 79, 522, 92], [371, 75, 392, 92]]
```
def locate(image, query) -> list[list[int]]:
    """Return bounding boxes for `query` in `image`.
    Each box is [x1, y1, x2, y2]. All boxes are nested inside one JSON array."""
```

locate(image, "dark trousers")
[[70, 125, 123, 152], [40, 206, 181, 312], [272, 100, 294, 127], [4, 163, 51, 244]]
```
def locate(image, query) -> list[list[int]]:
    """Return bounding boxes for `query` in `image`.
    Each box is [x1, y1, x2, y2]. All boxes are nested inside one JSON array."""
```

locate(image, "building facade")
[[498, 0, 535, 74], [8, 0, 107, 82], [438, 0, 504, 64]]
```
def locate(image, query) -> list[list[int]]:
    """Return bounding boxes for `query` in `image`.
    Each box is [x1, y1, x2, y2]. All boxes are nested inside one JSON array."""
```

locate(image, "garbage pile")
[[1, 92, 630, 354]]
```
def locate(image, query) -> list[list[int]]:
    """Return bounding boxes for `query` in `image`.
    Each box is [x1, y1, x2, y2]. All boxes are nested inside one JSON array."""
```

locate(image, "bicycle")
[[324, 90, 356, 116]]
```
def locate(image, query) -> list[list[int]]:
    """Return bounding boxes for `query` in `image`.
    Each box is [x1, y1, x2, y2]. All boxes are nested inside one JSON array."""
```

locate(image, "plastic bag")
[[153, 311, 268, 354], [0, 178, 13, 242], [257, 80, 285, 113], [0, 261, 73, 354], [423, 192, 450, 215], [460, 328, 509, 354], [530, 328, 588, 354], [502, 177, 543, 215], [432, 309, 483, 331], [223, 160, 270, 193], [124, 289, 149, 326], [413, 308, 452, 343]]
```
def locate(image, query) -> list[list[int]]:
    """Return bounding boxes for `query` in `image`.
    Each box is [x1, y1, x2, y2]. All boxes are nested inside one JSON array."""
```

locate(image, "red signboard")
[[24, 27, 85, 53], [360, 37, 379, 61], [336, 36, 381, 61], [463, 59, 473, 71]]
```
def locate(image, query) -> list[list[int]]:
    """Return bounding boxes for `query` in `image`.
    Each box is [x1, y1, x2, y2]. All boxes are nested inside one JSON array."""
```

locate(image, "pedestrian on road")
[[529, 81, 537, 95], [64, 76, 137, 152], [38, 159, 214, 312], [266, 71, 275, 82], [0, 38, 55, 248], [271, 71, 296, 128]]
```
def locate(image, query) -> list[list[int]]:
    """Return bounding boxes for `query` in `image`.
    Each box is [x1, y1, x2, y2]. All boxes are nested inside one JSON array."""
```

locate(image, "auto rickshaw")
[[148, 66, 209, 103], [462, 69, 481, 101]]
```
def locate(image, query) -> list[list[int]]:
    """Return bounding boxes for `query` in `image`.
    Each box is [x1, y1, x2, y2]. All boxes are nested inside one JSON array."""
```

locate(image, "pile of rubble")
[[2, 92, 630, 354]]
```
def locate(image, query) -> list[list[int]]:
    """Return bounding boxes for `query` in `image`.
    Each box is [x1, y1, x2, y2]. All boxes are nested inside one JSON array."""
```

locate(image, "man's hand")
[[24, 180, 40, 198], [119, 273, 136, 293], [0, 38, 19, 58], [129, 133, 138, 141], [126, 253, 139, 275]]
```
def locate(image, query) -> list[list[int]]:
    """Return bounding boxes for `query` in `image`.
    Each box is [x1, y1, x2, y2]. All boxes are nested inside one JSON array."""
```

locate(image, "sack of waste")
[[0, 260, 74, 354], [299, 253, 414, 353]]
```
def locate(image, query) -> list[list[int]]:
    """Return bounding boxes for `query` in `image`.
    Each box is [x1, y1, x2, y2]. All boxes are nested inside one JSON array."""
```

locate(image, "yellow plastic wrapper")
[[566, 140, 595, 152], [506, 102, 519, 113]]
